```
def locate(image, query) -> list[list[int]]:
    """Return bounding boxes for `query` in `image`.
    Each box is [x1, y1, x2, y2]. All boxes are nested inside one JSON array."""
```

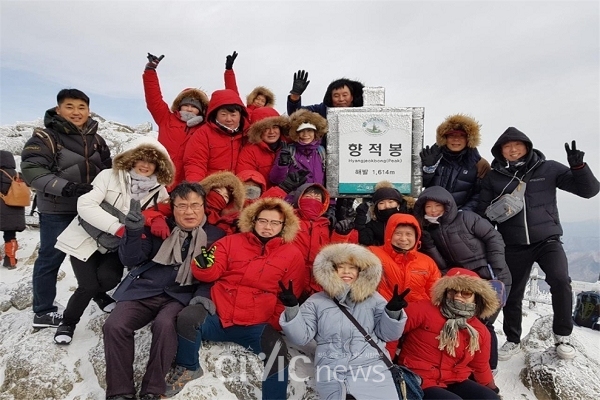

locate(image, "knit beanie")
[[372, 187, 403, 206], [179, 97, 203, 112]]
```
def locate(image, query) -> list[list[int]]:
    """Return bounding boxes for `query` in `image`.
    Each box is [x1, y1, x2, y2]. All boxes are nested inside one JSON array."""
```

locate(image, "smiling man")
[[21, 89, 112, 329]]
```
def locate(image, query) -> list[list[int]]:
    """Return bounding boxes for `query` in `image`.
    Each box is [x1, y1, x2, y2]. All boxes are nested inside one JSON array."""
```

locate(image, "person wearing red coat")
[[399, 268, 501, 399], [235, 107, 290, 188], [143, 54, 209, 190], [183, 89, 249, 182], [165, 197, 305, 399]]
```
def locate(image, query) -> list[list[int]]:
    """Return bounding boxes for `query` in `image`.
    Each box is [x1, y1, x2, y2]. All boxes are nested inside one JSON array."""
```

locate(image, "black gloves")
[[354, 202, 369, 229], [386, 285, 410, 311], [290, 70, 310, 96], [325, 206, 337, 228], [193, 246, 217, 269], [420, 144, 442, 168], [565, 140, 585, 169], [225, 51, 238, 70], [278, 143, 293, 166], [334, 219, 354, 235], [278, 280, 299, 307], [124, 199, 145, 231], [62, 182, 93, 197], [278, 170, 309, 193], [146, 52, 164, 70]]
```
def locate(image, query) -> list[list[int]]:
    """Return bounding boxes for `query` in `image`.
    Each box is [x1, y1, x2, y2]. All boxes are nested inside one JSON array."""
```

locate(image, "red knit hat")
[[446, 267, 480, 279]]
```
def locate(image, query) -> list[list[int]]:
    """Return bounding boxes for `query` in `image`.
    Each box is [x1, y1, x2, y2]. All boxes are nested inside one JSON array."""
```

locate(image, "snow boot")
[[3, 239, 18, 269]]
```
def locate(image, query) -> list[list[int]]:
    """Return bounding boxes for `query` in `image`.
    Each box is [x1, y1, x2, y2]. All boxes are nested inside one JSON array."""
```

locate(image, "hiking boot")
[[54, 323, 76, 345], [106, 395, 136, 400], [498, 341, 521, 361], [93, 293, 116, 313], [554, 334, 576, 360], [139, 394, 162, 400], [164, 365, 204, 397], [3, 239, 18, 269], [33, 311, 63, 328]]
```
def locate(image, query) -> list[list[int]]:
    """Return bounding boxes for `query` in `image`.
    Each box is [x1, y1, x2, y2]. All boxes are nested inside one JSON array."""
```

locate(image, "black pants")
[[423, 379, 500, 399], [482, 308, 500, 370], [62, 251, 124, 325], [503, 238, 572, 343], [3, 230, 16, 242]]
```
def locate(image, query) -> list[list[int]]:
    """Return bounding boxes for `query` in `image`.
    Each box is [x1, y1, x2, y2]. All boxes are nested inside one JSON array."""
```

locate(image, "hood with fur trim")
[[288, 109, 328, 142], [247, 107, 290, 144], [171, 88, 210, 116], [323, 78, 364, 108], [313, 243, 382, 303], [431, 267, 500, 319], [246, 86, 276, 108], [237, 197, 299, 243], [112, 143, 174, 186], [436, 114, 481, 149], [199, 171, 246, 211]]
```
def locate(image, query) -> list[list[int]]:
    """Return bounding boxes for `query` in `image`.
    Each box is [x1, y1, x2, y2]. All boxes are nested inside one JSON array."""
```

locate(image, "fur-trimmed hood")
[[199, 171, 246, 211], [171, 88, 210, 116], [246, 86, 276, 108], [431, 268, 500, 319], [112, 141, 174, 186], [288, 109, 328, 141], [313, 243, 382, 303], [323, 78, 364, 108], [247, 107, 290, 144], [237, 197, 299, 243], [436, 114, 481, 149]]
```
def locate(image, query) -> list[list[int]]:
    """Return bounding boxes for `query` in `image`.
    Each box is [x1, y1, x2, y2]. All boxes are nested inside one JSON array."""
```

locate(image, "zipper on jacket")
[[81, 132, 90, 183], [523, 196, 530, 245]]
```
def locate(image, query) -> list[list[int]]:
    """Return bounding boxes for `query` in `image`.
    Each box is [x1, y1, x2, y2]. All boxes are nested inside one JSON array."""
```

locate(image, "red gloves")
[[150, 216, 171, 239]]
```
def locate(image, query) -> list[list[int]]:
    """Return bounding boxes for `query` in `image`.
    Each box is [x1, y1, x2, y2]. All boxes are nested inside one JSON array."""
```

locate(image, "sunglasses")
[[447, 289, 474, 298]]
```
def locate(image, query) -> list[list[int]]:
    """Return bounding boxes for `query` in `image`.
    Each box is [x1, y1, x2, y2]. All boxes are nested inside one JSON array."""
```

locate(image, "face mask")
[[424, 214, 441, 224], [298, 198, 323, 220], [179, 111, 197, 122], [206, 190, 227, 211], [245, 185, 262, 200], [375, 207, 399, 223]]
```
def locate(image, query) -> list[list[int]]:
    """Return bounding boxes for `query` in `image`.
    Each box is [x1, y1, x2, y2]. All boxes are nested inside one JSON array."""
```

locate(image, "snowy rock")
[[520, 315, 600, 400]]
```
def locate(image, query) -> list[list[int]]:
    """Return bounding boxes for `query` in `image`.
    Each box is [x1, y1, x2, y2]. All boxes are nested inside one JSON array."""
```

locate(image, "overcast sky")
[[1, 0, 598, 223]]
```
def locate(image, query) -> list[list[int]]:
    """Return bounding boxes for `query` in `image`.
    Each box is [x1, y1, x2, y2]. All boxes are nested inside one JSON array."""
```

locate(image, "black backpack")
[[573, 290, 600, 330]]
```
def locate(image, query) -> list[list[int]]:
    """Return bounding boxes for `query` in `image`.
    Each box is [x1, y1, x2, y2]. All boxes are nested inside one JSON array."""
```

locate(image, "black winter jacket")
[[0, 150, 26, 232], [20, 109, 112, 214], [476, 127, 599, 246], [415, 186, 511, 290]]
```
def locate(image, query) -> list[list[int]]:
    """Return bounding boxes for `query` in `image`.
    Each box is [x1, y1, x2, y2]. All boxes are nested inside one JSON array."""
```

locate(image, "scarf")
[[424, 214, 442, 224], [437, 298, 480, 357], [298, 198, 323, 220], [129, 170, 158, 201], [152, 217, 208, 286], [375, 207, 399, 223], [205, 190, 239, 235], [179, 111, 204, 127], [296, 140, 321, 155]]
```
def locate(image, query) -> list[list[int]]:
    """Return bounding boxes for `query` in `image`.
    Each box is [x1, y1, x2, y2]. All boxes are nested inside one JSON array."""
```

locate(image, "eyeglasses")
[[447, 289, 474, 298], [255, 218, 284, 227], [173, 203, 204, 211]]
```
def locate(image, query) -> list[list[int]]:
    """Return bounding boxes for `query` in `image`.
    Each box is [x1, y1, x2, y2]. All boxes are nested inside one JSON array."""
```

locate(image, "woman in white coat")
[[279, 243, 409, 400], [54, 138, 174, 344]]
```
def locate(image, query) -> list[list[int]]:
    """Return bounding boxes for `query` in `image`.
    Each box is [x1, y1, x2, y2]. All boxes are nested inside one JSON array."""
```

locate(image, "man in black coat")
[[477, 127, 599, 361]]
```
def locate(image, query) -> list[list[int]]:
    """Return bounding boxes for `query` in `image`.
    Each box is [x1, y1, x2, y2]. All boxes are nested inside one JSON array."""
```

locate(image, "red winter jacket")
[[399, 300, 493, 389], [193, 232, 305, 330], [143, 70, 207, 189], [236, 141, 278, 188], [183, 89, 249, 182]]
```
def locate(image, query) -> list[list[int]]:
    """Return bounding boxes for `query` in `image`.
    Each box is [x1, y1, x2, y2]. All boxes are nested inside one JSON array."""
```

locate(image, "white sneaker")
[[554, 334, 576, 360], [498, 341, 521, 361]]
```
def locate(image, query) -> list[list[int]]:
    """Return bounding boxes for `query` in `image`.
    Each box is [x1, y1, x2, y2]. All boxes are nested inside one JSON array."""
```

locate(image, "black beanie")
[[372, 187, 403, 206]]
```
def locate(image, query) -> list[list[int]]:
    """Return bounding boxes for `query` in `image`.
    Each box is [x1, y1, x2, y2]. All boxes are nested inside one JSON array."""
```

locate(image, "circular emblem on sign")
[[362, 117, 389, 136]]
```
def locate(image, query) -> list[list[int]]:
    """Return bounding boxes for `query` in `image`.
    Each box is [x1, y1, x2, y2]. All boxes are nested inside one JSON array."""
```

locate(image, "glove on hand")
[[278, 143, 293, 166], [354, 202, 370, 228], [225, 51, 238, 70], [124, 199, 145, 231], [278, 170, 309, 193], [325, 206, 337, 228], [278, 280, 299, 307], [150, 216, 170, 239], [290, 70, 310, 96], [386, 285, 410, 311], [62, 182, 93, 197], [420, 144, 442, 168], [565, 140, 585, 168], [146, 53, 164, 70], [189, 296, 216, 315], [334, 218, 355, 235], [194, 246, 216, 269]]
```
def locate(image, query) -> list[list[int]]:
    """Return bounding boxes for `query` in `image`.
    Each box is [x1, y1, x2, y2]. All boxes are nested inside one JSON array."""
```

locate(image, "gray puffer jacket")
[[20, 109, 112, 214], [415, 186, 511, 290], [280, 243, 406, 400]]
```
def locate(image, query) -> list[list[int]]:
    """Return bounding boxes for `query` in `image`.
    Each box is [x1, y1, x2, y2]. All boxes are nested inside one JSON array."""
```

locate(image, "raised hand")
[[386, 284, 410, 311], [290, 70, 310, 96], [564, 140, 585, 168], [420, 144, 442, 168], [225, 51, 238, 70], [146, 53, 164, 70], [334, 219, 355, 235], [278, 280, 299, 307], [278, 143, 293, 166], [278, 170, 309, 193], [125, 199, 145, 231]]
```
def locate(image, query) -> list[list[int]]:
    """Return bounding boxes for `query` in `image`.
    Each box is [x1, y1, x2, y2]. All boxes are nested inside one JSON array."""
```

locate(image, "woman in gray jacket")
[[279, 243, 408, 400]]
